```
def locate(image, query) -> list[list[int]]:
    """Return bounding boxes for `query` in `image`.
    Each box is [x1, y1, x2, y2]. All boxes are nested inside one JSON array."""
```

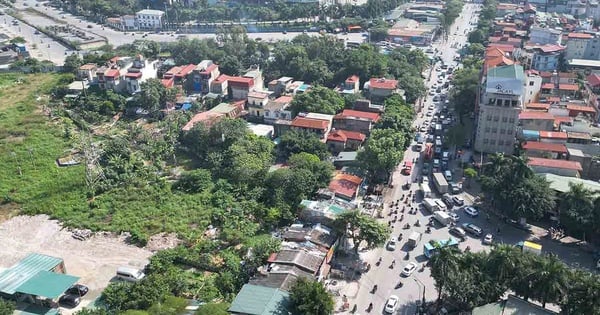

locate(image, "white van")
[[116, 266, 145, 282], [434, 199, 447, 211]]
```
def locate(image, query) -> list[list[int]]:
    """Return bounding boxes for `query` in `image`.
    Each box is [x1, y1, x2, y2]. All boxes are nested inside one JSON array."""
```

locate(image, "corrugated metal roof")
[[16, 270, 79, 299], [229, 284, 291, 315], [0, 253, 63, 295]]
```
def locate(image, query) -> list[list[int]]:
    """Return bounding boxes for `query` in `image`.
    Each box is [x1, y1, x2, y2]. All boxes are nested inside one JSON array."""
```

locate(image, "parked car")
[[452, 196, 465, 206], [449, 212, 460, 222], [462, 223, 483, 236], [59, 294, 81, 308], [401, 262, 418, 277], [384, 295, 399, 313], [449, 226, 466, 239], [66, 284, 89, 297], [483, 233, 493, 245], [463, 206, 479, 217]]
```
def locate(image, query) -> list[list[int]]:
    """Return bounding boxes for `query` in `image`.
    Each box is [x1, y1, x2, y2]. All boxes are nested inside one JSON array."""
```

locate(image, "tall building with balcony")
[[475, 65, 525, 154]]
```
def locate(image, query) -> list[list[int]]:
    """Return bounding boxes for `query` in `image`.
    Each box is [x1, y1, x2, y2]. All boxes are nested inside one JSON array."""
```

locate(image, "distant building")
[[528, 157, 583, 177], [135, 9, 165, 30], [528, 25, 562, 45], [366, 78, 399, 103]]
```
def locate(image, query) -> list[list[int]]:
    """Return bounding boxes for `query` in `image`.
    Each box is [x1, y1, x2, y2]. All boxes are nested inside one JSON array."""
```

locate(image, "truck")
[[407, 232, 422, 248], [432, 172, 449, 194], [423, 143, 434, 160], [421, 183, 432, 198], [516, 241, 542, 255], [433, 211, 452, 226], [435, 124, 443, 136], [422, 198, 439, 213]]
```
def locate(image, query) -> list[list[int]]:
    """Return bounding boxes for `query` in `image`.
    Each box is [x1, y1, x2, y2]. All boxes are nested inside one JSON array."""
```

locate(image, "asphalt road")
[[13, 0, 365, 53]]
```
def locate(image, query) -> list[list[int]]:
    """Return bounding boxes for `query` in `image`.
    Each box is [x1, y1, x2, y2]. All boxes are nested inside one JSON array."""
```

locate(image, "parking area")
[[0, 215, 152, 314]]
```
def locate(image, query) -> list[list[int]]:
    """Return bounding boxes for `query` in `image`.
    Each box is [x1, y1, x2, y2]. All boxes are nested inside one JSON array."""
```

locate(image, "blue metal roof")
[[522, 129, 540, 140], [0, 253, 63, 295]]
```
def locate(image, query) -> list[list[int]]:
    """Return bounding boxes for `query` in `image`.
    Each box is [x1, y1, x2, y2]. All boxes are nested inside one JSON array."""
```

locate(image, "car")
[[449, 226, 466, 239], [426, 111, 433, 117], [384, 295, 399, 313], [449, 212, 460, 222], [462, 223, 483, 236], [428, 105, 434, 110], [464, 206, 479, 217], [452, 196, 465, 206], [282, 30, 287, 34], [34, 30, 40, 35], [429, 90, 435, 96], [387, 238, 397, 251], [401, 262, 418, 276], [59, 294, 81, 308], [483, 233, 493, 245], [420, 126, 427, 132], [66, 284, 89, 297], [87, 24, 93, 28]]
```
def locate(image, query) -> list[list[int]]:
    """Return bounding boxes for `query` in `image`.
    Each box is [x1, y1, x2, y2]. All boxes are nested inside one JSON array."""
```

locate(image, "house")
[[337, 75, 360, 94], [332, 151, 359, 168], [209, 74, 229, 97], [528, 157, 583, 177], [247, 91, 271, 108], [328, 172, 363, 200], [566, 143, 600, 180], [135, 9, 164, 30], [267, 249, 325, 275], [519, 111, 555, 131], [290, 113, 334, 140], [353, 99, 385, 113], [522, 141, 568, 159], [326, 129, 366, 153], [247, 123, 274, 138], [262, 96, 293, 124], [566, 131, 592, 144], [163, 64, 196, 88], [543, 173, 600, 194], [243, 65, 264, 91], [540, 131, 568, 143], [228, 76, 255, 100], [268, 76, 293, 96], [333, 109, 381, 134], [519, 44, 564, 72], [100, 68, 121, 91], [124, 70, 143, 94], [472, 295, 558, 315], [228, 284, 291, 315], [299, 199, 353, 223], [566, 104, 597, 120], [182, 102, 244, 131], [77, 63, 97, 81], [190, 60, 219, 94], [528, 25, 562, 45], [565, 32, 600, 61], [366, 78, 399, 103]]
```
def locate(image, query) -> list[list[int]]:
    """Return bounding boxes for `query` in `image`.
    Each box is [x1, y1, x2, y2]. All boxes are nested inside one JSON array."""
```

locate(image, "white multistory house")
[[135, 9, 165, 30], [475, 65, 525, 154]]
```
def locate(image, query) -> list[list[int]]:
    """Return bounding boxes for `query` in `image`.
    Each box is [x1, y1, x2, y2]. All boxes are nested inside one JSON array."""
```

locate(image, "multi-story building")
[[475, 65, 525, 154], [188, 60, 219, 94], [565, 32, 600, 61], [366, 78, 399, 103], [525, 44, 565, 72], [528, 25, 562, 46], [135, 9, 165, 30]]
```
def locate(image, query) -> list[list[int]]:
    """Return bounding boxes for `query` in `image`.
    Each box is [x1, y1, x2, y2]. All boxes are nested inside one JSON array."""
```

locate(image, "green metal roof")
[[229, 284, 291, 315], [0, 253, 63, 295], [16, 270, 79, 299], [541, 173, 600, 193], [487, 64, 525, 80]]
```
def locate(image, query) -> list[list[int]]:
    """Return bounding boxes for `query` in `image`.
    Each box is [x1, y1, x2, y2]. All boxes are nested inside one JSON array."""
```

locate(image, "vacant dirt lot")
[[0, 215, 153, 313]]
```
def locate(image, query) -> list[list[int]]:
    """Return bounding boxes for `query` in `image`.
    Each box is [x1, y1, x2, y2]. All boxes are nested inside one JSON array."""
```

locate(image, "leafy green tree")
[[357, 128, 405, 182], [559, 183, 597, 240], [196, 302, 230, 315], [289, 277, 334, 315], [429, 242, 462, 304], [467, 43, 486, 57], [530, 255, 569, 308], [219, 134, 274, 186], [333, 210, 390, 253], [173, 169, 214, 193], [449, 65, 481, 120], [63, 54, 84, 74], [74, 309, 109, 315], [561, 270, 600, 315], [289, 86, 345, 116], [288, 152, 334, 185], [278, 130, 329, 160], [134, 78, 177, 116], [0, 298, 15, 315]]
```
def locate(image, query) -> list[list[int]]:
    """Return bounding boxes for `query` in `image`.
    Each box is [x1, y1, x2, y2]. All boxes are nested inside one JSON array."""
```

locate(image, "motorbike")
[[351, 304, 358, 313], [419, 264, 425, 272], [367, 303, 373, 312], [376, 258, 382, 266], [395, 281, 403, 289], [405, 252, 410, 260], [371, 285, 378, 293], [415, 220, 421, 227], [403, 223, 411, 229], [400, 214, 404, 221], [398, 233, 403, 240], [426, 227, 432, 234]]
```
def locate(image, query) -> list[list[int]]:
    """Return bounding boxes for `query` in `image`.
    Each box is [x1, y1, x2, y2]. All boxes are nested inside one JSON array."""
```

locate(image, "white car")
[[426, 111, 433, 117], [449, 212, 460, 222], [420, 126, 427, 132], [464, 206, 479, 217], [384, 295, 399, 313], [452, 196, 465, 206], [483, 233, 493, 245], [387, 238, 397, 251], [401, 262, 418, 276], [428, 105, 434, 110]]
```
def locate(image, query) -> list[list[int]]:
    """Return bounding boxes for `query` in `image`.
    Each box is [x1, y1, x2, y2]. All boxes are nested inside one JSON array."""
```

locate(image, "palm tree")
[[560, 183, 596, 240], [486, 245, 521, 286], [429, 242, 461, 305], [560, 270, 600, 315], [530, 255, 569, 308]]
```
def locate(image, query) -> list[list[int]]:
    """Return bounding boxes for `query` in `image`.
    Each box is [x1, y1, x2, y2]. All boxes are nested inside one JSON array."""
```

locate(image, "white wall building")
[[475, 65, 525, 154], [524, 70, 543, 105], [528, 25, 562, 45], [136, 9, 165, 30]]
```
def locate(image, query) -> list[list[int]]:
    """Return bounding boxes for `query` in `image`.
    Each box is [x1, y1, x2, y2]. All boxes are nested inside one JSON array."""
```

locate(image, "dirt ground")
[[0, 215, 153, 313]]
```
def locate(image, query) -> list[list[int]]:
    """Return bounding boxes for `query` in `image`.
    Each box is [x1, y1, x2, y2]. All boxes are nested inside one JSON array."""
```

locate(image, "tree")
[[134, 78, 177, 116], [449, 65, 481, 120], [63, 54, 84, 74], [9, 36, 26, 44], [288, 152, 334, 185], [560, 270, 600, 315], [173, 169, 214, 193], [196, 303, 230, 315], [333, 210, 390, 253], [289, 277, 334, 315], [278, 130, 330, 160], [0, 298, 15, 315], [429, 243, 462, 304], [75, 309, 109, 315], [559, 183, 597, 240], [357, 128, 405, 182], [463, 167, 477, 188], [289, 86, 345, 116], [529, 255, 569, 308]]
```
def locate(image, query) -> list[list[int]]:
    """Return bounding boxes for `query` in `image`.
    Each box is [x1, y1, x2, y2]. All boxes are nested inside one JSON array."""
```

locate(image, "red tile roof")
[[104, 69, 120, 78], [554, 116, 573, 125], [539, 45, 565, 53], [274, 95, 293, 104], [540, 71, 553, 78], [164, 66, 181, 78], [291, 117, 329, 130], [346, 75, 359, 83], [566, 104, 596, 113], [327, 129, 366, 142], [161, 78, 174, 88], [213, 74, 231, 84], [568, 33, 593, 39], [335, 109, 381, 122], [528, 157, 583, 171], [526, 103, 550, 110], [369, 78, 398, 90], [175, 64, 196, 78], [587, 73, 600, 87], [79, 63, 96, 70], [182, 111, 225, 131], [522, 141, 568, 153], [125, 72, 142, 79], [547, 97, 561, 103], [541, 83, 555, 89], [503, 27, 518, 32], [200, 63, 218, 74], [487, 43, 516, 53], [328, 173, 363, 199], [519, 111, 554, 120], [540, 131, 568, 139], [228, 76, 254, 88], [559, 84, 579, 91]]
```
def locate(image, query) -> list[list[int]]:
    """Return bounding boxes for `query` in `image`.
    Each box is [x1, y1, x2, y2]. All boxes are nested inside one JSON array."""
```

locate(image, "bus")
[[424, 238, 459, 258]]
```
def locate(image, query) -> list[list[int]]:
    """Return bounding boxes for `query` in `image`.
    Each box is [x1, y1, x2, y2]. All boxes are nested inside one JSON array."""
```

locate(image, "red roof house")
[[527, 157, 582, 177], [328, 173, 363, 200]]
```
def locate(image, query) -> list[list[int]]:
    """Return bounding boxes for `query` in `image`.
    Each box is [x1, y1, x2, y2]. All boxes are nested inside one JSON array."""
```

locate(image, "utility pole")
[[82, 133, 105, 197], [413, 278, 426, 314]]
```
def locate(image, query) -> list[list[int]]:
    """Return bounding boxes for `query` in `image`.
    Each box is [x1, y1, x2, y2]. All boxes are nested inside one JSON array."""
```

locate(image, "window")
[[500, 129, 506, 134], [492, 128, 497, 133], [529, 81, 534, 86], [489, 98, 496, 105], [504, 100, 511, 107], [496, 99, 502, 106], [486, 115, 492, 121], [490, 140, 496, 145], [483, 139, 489, 144], [485, 127, 491, 133], [509, 118, 515, 123], [502, 117, 508, 123], [512, 100, 518, 107], [498, 140, 504, 145], [493, 116, 499, 122]]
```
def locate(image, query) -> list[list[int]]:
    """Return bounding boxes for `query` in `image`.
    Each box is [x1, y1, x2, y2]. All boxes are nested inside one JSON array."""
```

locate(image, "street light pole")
[[413, 278, 426, 314]]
